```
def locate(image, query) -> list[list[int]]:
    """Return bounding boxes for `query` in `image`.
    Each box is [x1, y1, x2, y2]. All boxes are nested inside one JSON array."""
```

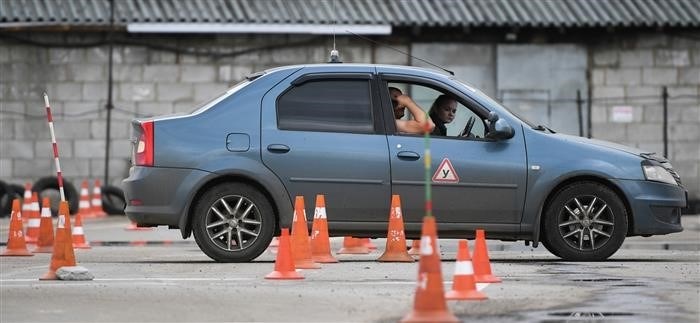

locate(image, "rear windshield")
[[190, 80, 250, 114]]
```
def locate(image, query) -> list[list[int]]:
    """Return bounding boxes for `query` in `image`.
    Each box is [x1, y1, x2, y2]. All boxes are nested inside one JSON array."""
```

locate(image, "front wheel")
[[542, 182, 627, 261], [192, 183, 275, 262]]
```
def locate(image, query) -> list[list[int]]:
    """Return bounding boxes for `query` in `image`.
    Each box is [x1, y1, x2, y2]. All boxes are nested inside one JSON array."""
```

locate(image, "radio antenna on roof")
[[347, 31, 454, 76], [328, 0, 342, 63]]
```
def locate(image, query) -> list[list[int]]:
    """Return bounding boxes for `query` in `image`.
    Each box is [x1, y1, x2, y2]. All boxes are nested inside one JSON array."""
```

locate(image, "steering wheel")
[[460, 117, 475, 137]]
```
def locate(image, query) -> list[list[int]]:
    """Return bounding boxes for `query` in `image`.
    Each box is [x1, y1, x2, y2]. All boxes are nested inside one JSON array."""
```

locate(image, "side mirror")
[[486, 112, 515, 140]]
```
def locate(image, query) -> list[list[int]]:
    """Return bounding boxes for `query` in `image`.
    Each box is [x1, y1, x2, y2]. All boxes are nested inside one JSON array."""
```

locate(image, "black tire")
[[0, 181, 21, 217], [101, 185, 126, 215], [542, 182, 627, 261], [192, 183, 275, 262], [32, 177, 79, 217]]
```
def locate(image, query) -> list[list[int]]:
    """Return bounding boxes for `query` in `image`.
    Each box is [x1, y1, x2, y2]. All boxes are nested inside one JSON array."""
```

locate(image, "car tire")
[[542, 181, 627, 261], [0, 181, 20, 217], [101, 185, 126, 215], [192, 183, 275, 262], [32, 177, 79, 216]]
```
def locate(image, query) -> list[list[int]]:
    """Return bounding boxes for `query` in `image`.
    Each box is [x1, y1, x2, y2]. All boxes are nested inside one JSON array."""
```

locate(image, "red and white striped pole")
[[44, 93, 66, 202]]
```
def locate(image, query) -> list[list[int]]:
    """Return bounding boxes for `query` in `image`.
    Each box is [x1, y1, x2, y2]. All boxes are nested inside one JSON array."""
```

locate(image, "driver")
[[428, 95, 457, 136]]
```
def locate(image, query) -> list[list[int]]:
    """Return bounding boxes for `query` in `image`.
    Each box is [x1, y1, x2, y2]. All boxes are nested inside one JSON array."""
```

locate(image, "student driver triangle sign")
[[432, 158, 459, 183]]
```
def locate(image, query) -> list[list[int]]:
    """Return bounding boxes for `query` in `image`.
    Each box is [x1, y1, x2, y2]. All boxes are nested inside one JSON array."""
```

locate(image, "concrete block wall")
[[591, 33, 700, 202]]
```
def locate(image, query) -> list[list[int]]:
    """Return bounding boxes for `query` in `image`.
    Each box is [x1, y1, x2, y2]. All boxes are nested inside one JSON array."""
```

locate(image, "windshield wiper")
[[532, 125, 556, 133]]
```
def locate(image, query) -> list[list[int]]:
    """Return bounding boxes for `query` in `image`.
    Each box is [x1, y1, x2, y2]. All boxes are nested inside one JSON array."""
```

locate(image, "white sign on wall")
[[611, 106, 634, 123]]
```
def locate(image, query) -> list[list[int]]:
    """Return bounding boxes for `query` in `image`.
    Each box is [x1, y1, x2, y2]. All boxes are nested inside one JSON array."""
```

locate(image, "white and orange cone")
[[1, 199, 33, 257], [24, 192, 41, 244], [90, 179, 108, 218], [72, 210, 91, 249], [21, 183, 32, 223], [310, 194, 338, 263], [76, 180, 94, 218], [33, 197, 55, 253], [445, 239, 487, 300]]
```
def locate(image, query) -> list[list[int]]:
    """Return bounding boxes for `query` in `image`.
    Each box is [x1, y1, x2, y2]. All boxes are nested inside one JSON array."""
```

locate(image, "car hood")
[[553, 133, 659, 159]]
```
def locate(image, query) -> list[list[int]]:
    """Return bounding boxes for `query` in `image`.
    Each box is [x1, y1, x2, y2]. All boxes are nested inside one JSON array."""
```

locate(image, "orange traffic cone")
[[290, 196, 320, 269], [310, 194, 338, 263], [265, 228, 304, 280], [76, 180, 94, 218], [337, 237, 370, 254], [24, 192, 41, 244], [407, 239, 421, 256], [1, 199, 33, 256], [90, 179, 108, 218], [473, 229, 502, 283], [446, 240, 487, 300], [33, 197, 55, 253], [378, 194, 413, 262], [125, 220, 153, 231], [21, 183, 32, 223], [401, 216, 458, 323], [40, 201, 77, 280], [72, 209, 91, 249]]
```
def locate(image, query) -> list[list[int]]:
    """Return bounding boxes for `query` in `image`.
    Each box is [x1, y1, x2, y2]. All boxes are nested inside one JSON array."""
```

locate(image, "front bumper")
[[612, 179, 686, 236], [122, 166, 212, 228]]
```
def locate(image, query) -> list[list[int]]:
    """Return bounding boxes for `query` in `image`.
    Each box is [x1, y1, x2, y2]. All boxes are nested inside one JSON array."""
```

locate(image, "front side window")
[[277, 79, 374, 133]]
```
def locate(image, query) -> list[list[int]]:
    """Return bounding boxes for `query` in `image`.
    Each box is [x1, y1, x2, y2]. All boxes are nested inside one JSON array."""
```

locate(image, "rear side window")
[[277, 80, 374, 133]]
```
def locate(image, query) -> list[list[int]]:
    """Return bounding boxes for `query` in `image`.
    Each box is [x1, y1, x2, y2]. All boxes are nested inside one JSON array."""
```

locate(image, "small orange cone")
[[473, 229, 501, 283], [41, 201, 77, 280], [1, 199, 33, 257], [407, 239, 421, 256], [337, 237, 370, 254], [363, 238, 377, 250], [33, 197, 55, 253], [24, 192, 41, 244], [265, 228, 304, 280], [290, 196, 321, 269], [72, 209, 91, 249], [310, 194, 338, 263], [90, 179, 108, 218], [401, 216, 458, 323], [76, 180, 94, 218], [378, 194, 413, 262], [125, 221, 153, 231], [21, 183, 32, 223], [446, 240, 487, 300]]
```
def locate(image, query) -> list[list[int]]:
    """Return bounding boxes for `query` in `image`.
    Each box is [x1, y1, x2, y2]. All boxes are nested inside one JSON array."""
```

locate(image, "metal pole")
[[662, 86, 668, 158], [576, 90, 583, 137], [586, 86, 592, 138], [104, 0, 115, 185]]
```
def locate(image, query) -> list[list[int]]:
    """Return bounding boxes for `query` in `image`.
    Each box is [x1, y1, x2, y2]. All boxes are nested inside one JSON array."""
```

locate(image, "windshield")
[[453, 78, 538, 128], [190, 80, 251, 114]]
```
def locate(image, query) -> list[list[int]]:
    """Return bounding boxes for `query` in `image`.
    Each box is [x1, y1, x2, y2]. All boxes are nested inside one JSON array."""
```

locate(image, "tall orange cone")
[[21, 183, 32, 223], [90, 179, 108, 218], [401, 216, 458, 323], [33, 197, 55, 253], [0, 199, 33, 256], [445, 240, 487, 300], [24, 192, 41, 244], [378, 194, 413, 262], [41, 201, 77, 280], [72, 209, 91, 249], [76, 180, 94, 218], [310, 194, 338, 263], [290, 196, 321, 269], [265, 228, 304, 280], [337, 237, 370, 254], [407, 239, 421, 256], [473, 229, 502, 283]]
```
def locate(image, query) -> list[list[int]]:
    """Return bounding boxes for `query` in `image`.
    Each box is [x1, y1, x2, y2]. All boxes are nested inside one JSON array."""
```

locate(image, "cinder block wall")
[[1, 32, 698, 206]]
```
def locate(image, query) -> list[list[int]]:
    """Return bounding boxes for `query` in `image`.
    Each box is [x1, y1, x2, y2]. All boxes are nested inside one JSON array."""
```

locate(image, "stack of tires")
[[0, 177, 125, 217]]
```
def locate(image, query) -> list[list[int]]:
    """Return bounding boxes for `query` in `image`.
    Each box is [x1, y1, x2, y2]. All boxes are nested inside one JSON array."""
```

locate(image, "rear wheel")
[[192, 183, 275, 262], [542, 182, 627, 261]]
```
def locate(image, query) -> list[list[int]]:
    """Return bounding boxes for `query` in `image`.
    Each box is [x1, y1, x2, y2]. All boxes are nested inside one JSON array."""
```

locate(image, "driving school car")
[[122, 63, 687, 262]]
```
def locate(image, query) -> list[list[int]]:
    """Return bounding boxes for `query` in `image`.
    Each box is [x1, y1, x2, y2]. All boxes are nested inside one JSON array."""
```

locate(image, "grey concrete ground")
[[0, 216, 698, 323]]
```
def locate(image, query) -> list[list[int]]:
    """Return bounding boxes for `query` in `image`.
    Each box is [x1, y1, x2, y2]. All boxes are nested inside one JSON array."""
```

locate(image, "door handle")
[[397, 151, 420, 160], [267, 144, 290, 153]]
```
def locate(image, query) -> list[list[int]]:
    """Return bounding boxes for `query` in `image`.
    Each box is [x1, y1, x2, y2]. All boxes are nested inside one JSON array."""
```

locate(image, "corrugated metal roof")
[[1, 0, 698, 29]]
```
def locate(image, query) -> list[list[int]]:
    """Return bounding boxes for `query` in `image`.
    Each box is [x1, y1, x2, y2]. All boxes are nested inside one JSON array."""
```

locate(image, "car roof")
[[262, 63, 451, 80]]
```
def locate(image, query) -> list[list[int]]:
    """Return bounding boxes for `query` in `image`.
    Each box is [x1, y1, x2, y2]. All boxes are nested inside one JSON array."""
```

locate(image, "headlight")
[[642, 164, 677, 185]]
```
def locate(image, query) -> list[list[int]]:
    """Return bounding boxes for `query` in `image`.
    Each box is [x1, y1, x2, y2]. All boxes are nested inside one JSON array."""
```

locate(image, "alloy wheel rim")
[[205, 195, 262, 251], [557, 195, 615, 252]]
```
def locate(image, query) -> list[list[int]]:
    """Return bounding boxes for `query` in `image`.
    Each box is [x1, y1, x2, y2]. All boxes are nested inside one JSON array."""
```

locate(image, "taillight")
[[134, 121, 154, 166]]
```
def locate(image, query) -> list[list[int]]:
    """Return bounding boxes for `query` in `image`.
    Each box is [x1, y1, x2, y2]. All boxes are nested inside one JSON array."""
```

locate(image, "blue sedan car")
[[123, 63, 686, 262]]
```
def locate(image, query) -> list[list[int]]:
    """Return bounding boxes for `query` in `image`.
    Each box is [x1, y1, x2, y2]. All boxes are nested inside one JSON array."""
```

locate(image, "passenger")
[[428, 95, 458, 136], [389, 87, 434, 134]]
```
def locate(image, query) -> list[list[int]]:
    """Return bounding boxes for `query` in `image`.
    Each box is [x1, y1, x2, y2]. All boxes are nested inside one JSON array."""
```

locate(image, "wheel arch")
[[178, 174, 286, 239], [534, 175, 634, 245]]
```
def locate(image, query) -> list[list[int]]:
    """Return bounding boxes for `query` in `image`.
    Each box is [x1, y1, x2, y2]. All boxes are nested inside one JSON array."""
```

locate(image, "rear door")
[[260, 67, 391, 223]]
